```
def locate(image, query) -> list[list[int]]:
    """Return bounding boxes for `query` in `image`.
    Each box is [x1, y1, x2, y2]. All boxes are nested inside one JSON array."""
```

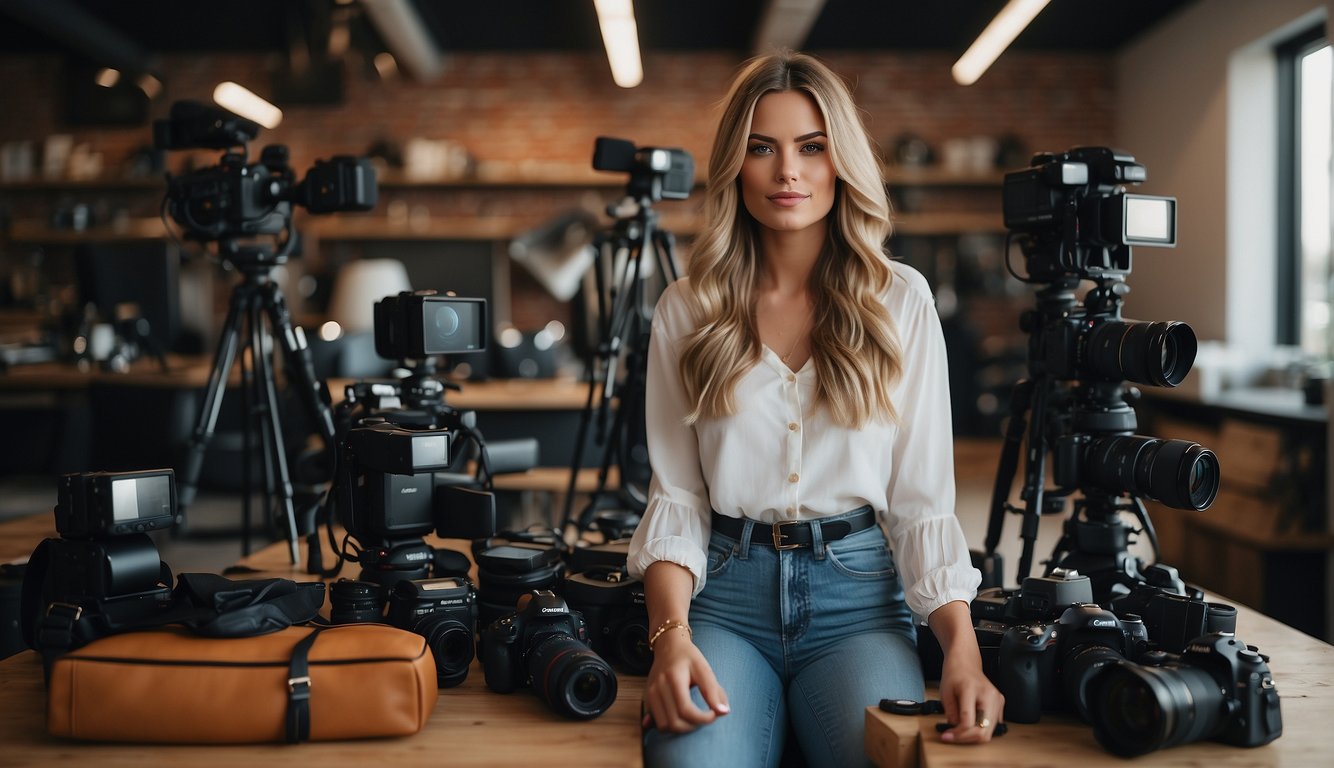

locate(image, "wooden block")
[[865, 707, 922, 768]]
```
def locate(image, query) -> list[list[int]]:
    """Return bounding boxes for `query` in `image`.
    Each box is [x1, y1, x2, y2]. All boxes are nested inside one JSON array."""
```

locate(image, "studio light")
[[212, 82, 283, 129], [952, 0, 1051, 86], [593, 0, 643, 88]]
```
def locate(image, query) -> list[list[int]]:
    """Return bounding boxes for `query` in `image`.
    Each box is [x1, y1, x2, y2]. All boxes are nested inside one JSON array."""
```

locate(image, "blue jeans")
[[643, 507, 924, 768]]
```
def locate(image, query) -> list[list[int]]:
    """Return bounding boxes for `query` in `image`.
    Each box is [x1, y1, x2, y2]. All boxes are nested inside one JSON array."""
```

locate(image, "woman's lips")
[[767, 192, 809, 207]]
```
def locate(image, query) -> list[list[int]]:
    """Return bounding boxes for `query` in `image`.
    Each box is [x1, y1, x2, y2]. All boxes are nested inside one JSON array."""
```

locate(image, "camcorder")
[[374, 290, 487, 360], [480, 589, 618, 720], [593, 136, 694, 203], [153, 100, 377, 257], [981, 146, 1222, 606], [22, 470, 177, 655]]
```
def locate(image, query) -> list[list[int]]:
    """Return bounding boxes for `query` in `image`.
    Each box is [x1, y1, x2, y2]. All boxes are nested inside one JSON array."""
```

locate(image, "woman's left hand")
[[927, 600, 1004, 744], [937, 653, 1004, 743]]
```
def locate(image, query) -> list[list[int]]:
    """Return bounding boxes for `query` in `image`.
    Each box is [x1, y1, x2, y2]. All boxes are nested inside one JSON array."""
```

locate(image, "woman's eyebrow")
[[747, 131, 827, 142]]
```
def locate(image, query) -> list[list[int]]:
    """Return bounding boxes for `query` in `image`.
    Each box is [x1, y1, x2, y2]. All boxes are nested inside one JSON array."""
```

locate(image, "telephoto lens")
[[527, 632, 619, 719], [1084, 435, 1220, 510], [1086, 319, 1198, 387]]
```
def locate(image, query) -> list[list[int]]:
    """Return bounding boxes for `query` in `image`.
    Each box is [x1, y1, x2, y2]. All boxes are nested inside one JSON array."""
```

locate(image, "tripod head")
[[984, 147, 1221, 601]]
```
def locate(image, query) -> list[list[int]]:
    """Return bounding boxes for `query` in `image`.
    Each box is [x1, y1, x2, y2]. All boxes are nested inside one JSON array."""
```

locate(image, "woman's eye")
[[802, 143, 825, 153], [749, 144, 773, 155]]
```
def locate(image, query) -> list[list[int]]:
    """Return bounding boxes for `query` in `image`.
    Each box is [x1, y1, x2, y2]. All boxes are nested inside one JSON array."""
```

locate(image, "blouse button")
[[787, 422, 799, 431], [788, 473, 799, 483], [787, 374, 796, 383], [786, 506, 794, 515]]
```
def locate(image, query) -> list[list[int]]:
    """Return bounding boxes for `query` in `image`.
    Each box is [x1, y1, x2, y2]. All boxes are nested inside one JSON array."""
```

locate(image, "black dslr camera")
[[1087, 632, 1282, 756], [1110, 583, 1237, 653], [386, 576, 479, 688], [593, 136, 694, 202], [154, 101, 376, 256], [480, 589, 618, 720], [563, 566, 651, 675], [23, 470, 177, 654], [994, 602, 1149, 724]]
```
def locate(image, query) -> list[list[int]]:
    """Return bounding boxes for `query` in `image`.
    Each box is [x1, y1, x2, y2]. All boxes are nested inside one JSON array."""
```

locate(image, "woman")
[[625, 51, 1003, 767]]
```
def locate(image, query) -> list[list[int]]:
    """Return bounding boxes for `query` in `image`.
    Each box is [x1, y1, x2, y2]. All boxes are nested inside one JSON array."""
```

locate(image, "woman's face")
[[739, 89, 837, 235]]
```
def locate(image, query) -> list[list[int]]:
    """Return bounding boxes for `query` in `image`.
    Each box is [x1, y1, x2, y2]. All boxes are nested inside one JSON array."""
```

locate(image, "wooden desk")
[[0, 531, 645, 767], [866, 600, 1333, 767], [0, 512, 54, 562]]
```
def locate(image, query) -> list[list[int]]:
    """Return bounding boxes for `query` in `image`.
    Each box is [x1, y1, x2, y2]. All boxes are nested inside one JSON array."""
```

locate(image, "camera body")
[[995, 602, 1149, 723], [1003, 146, 1176, 281], [593, 136, 694, 202], [374, 290, 487, 360], [1088, 633, 1282, 756], [1110, 585, 1237, 653], [563, 566, 651, 675], [480, 590, 618, 719], [386, 576, 479, 687], [56, 469, 177, 538], [471, 539, 565, 628]]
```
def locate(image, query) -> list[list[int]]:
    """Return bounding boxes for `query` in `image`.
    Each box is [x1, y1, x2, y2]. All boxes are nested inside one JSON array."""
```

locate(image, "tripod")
[[559, 196, 680, 540], [979, 277, 1182, 601], [178, 240, 336, 563]]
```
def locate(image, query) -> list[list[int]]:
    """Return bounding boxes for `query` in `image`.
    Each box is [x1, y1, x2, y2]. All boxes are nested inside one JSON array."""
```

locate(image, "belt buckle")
[[772, 520, 801, 550]]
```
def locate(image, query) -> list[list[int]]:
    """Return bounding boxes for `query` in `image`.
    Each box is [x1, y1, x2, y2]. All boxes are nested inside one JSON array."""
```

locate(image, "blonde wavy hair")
[[678, 51, 903, 429]]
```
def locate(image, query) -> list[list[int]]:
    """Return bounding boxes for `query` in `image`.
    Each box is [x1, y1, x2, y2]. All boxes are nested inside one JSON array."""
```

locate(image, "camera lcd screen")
[[420, 297, 484, 355], [109, 474, 174, 523], [1122, 195, 1176, 246], [411, 433, 449, 469]]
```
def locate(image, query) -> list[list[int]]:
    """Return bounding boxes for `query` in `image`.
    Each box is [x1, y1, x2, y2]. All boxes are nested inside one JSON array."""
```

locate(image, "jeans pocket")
[[706, 539, 736, 578], [826, 535, 896, 580]]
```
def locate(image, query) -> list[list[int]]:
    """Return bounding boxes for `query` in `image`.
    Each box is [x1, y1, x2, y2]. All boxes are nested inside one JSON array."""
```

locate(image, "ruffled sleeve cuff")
[[626, 495, 711, 596], [888, 514, 982, 619]]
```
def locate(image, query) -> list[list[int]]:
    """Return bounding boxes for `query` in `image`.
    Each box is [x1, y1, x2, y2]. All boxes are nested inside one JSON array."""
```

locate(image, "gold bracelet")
[[648, 619, 692, 651]]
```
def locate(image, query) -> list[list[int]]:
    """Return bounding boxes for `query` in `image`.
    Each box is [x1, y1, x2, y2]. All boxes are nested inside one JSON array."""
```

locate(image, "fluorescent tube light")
[[213, 82, 283, 129], [594, 0, 643, 88], [952, 0, 1050, 86]]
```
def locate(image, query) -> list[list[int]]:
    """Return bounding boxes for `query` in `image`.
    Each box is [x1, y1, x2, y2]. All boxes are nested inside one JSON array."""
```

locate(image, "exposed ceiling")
[[0, 0, 1197, 68]]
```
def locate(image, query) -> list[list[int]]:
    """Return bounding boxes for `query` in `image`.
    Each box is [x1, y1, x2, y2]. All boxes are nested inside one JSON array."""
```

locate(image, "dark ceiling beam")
[[751, 0, 828, 56], [0, 0, 159, 76]]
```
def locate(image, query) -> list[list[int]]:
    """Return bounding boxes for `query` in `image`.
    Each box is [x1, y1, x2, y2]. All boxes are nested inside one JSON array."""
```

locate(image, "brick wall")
[[0, 50, 1115, 330]]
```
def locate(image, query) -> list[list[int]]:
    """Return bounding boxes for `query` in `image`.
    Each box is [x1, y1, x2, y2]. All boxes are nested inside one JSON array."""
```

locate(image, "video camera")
[[982, 146, 1222, 602], [153, 100, 377, 259], [592, 136, 694, 203], [22, 470, 177, 655]]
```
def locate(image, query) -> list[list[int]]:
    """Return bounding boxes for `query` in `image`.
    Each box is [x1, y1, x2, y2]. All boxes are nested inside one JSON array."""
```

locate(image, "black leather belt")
[[710, 506, 877, 550]]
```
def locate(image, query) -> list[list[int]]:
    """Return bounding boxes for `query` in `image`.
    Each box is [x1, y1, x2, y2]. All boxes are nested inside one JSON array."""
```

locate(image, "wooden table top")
[[0, 524, 644, 767]]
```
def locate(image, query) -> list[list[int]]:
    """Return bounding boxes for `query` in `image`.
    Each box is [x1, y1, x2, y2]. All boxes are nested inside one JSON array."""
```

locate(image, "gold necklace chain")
[[780, 311, 811, 363]]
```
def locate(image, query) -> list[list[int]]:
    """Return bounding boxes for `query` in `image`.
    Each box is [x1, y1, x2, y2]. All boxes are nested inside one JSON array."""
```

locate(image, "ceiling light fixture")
[[593, 0, 643, 88], [213, 82, 283, 129], [952, 0, 1051, 86], [361, 0, 444, 82]]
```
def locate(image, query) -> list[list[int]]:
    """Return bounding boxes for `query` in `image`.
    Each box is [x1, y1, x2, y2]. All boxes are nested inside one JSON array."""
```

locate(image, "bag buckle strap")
[[288, 675, 312, 696], [772, 520, 802, 550], [46, 602, 83, 621]]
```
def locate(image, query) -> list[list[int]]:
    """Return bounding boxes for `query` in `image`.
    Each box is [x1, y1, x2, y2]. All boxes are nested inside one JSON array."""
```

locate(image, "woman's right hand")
[[642, 629, 730, 733]]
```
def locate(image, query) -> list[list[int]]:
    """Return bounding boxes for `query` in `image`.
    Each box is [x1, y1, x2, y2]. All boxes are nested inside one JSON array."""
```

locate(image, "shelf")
[[892, 212, 1005, 236], [884, 167, 1005, 187], [0, 177, 163, 192], [6, 217, 167, 243]]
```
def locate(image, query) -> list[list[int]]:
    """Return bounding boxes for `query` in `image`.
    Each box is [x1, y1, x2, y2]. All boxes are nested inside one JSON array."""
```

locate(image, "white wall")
[[1115, 0, 1329, 354]]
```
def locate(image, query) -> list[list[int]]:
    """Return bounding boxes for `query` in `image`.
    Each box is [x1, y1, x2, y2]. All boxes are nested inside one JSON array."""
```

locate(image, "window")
[[1276, 26, 1331, 357]]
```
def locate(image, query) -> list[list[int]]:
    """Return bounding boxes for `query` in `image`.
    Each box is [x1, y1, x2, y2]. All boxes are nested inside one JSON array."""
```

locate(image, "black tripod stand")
[[979, 277, 1184, 601], [178, 240, 336, 563], [559, 196, 680, 541]]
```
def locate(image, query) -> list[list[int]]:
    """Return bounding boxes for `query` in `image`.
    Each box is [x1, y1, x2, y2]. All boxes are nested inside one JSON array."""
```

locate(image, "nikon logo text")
[[400, 487, 419, 494]]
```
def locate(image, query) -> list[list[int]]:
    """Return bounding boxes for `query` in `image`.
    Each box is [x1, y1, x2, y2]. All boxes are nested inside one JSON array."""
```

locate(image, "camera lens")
[[434, 305, 460, 337], [329, 579, 385, 624], [1061, 643, 1126, 721], [415, 614, 475, 688], [1089, 660, 1227, 756], [527, 633, 618, 719], [1086, 320, 1197, 387], [1084, 435, 1220, 510]]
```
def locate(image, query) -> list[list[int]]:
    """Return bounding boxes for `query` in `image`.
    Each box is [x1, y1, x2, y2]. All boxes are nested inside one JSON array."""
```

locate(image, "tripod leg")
[[261, 282, 336, 446], [179, 282, 248, 512], [249, 297, 302, 565]]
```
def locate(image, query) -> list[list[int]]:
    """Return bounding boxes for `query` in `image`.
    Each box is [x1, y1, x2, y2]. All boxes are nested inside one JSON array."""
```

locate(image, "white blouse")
[[625, 260, 981, 619]]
